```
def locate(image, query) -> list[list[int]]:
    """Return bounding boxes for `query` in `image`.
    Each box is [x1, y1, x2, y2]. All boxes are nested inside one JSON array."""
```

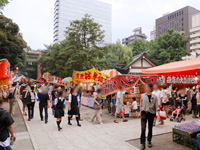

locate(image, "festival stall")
[[46, 76, 66, 86], [142, 58, 200, 148], [101, 69, 121, 78], [100, 75, 158, 116], [0, 59, 11, 86], [72, 68, 109, 108]]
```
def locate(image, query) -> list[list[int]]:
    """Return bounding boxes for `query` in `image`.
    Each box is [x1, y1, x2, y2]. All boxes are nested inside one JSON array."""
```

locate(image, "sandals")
[[114, 120, 118, 123]]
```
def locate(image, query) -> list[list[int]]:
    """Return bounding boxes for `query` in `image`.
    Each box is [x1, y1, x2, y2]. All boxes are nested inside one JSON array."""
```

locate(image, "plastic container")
[[197, 133, 200, 149]]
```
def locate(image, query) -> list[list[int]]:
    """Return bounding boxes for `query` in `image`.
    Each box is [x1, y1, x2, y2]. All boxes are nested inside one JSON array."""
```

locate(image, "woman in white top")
[[162, 85, 170, 118], [54, 90, 66, 131], [68, 85, 81, 127], [27, 86, 37, 121]]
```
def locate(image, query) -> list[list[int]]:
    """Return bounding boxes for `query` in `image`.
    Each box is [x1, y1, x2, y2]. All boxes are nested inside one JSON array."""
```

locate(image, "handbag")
[[7, 88, 16, 99], [156, 110, 166, 120]]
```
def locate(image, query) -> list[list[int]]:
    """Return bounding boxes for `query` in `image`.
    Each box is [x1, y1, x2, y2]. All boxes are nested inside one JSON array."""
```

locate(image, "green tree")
[[106, 41, 132, 69], [0, 0, 9, 11], [0, 15, 27, 71], [41, 14, 108, 77], [148, 29, 189, 65], [127, 39, 149, 56]]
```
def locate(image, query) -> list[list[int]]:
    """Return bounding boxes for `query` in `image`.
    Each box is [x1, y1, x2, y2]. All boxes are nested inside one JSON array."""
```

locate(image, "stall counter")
[[81, 96, 94, 108]]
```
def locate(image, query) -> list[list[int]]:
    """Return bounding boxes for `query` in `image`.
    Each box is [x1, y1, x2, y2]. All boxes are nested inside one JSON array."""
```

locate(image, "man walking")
[[114, 85, 128, 123], [0, 100, 16, 150], [140, 83, 160, 150], [38, 86, 50, 124]]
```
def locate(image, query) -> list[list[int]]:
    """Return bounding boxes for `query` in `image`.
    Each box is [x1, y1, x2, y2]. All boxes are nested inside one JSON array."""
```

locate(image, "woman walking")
[[162, 85, 170, 118], [68, 86, 81, 127], [54, 90, 66, 131], [20, 85, 32, 121], [27, 86, 37, 120], [91, 88, 103, 124]]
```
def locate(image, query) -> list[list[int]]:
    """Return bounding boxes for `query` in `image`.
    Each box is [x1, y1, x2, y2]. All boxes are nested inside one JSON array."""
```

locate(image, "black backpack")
[[7, 88, 16, 99]]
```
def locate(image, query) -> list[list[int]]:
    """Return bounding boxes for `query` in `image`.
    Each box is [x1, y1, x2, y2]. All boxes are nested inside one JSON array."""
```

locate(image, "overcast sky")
[[3, 0, 200, 50]]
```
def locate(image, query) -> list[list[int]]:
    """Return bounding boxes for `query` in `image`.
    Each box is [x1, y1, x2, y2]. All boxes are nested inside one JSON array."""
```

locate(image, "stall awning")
[[142, 58, 200, 76], [101, 69, 121, 78]]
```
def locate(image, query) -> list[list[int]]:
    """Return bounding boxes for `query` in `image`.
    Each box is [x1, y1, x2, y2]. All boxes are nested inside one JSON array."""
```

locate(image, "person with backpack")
[[0, 100, 16, 150], [20, 85, 32, 121], [27, 86, 37, 120], [8, 83, 19, 116], [54, 90, 66, 131]]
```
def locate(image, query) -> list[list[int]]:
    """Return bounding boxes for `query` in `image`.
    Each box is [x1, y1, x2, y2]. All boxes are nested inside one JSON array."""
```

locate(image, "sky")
[[3, 0, 200, 50]]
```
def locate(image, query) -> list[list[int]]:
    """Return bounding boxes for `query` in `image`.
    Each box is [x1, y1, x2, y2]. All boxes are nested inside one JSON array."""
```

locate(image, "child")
[[171, 102, 182, 119], [68, 85, 81, 127], [54, 90, 66, 131], [132, 97, 137, 118]]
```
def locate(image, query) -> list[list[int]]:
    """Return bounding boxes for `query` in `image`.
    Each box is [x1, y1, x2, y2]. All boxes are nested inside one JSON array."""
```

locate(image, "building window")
[[182, 23, 184, 26], [182, 28, 184, 31], [179, 11, 181, 15], [182, 18, 184, 21], [182, 10, 183, 14]]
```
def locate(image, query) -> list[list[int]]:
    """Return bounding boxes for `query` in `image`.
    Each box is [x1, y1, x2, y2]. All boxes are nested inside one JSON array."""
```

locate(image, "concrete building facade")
[[122, 27, 147, 46], [156, 6, 200, 52], [54, 0, 112, 45], [190, 12, 200, 54]]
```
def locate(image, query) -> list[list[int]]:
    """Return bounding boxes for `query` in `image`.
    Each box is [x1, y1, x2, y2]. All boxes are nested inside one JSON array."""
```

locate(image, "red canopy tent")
[[142, 58, 200, 76]]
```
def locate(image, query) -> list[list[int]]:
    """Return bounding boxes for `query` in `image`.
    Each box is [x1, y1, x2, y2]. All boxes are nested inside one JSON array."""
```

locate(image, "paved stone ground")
[[127, 133, 191, 150], [2, 100, 34, 150], [4, 100, 199, 150]]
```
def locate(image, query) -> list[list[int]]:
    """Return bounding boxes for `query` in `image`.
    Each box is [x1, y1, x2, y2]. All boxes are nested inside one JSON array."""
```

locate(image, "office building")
[[156, 6, 199, 52], [122, 27, 147, 46], [190, 12, 200, 54], [150, 26, 156, 41], [54, 0, 112, 45]]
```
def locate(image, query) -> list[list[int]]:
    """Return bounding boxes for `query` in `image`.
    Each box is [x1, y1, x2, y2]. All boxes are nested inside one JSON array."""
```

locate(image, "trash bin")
[[197, 133, 200, 149]]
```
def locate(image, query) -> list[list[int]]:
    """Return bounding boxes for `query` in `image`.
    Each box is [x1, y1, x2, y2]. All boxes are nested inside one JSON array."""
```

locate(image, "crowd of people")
[[0, 78, 200, 150]]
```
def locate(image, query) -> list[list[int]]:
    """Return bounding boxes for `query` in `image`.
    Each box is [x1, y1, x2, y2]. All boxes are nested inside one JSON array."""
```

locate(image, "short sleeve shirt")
[[116, 91, 125, 107], [0, 108, 14, 141]]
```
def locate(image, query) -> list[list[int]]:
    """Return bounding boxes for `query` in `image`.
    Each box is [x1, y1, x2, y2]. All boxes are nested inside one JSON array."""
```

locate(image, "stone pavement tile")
[[38, 144, 58, 150], [34, 133, 55, 146], [12, 138, 34, 150]]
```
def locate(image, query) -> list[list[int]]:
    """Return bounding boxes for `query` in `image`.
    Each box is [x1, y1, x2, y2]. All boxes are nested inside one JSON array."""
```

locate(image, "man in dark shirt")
[[38, 86, 50, 124], [0, 100, 16, 150]]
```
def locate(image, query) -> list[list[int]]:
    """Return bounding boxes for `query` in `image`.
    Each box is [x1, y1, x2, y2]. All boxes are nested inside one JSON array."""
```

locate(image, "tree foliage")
[[0, 0, 9, 11], [106, 41, 132, 69], [127, 39, 149, 56], [148, 29, 189, 65], [0, 15, 27, 71], [41, 14, 108, 78]]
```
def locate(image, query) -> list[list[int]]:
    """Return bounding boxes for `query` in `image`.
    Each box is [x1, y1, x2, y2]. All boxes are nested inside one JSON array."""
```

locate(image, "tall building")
[[54, 0, 112, 45], [190, 12, 200, 54], [150, 26, 156, 41], [122, 27, 147, 46], [156, 6, 200, 52]]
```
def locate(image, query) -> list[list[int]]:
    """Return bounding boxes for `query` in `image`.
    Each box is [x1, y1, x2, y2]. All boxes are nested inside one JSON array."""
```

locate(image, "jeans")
[[39, 104, 48, 121], [27, 102, 35, 119], [0, 145, 12, 150], [140, 111, 155, 145]]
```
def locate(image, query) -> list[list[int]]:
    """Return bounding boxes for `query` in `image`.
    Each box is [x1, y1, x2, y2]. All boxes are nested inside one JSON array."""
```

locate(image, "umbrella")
[[62, 77, 72, 82]]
